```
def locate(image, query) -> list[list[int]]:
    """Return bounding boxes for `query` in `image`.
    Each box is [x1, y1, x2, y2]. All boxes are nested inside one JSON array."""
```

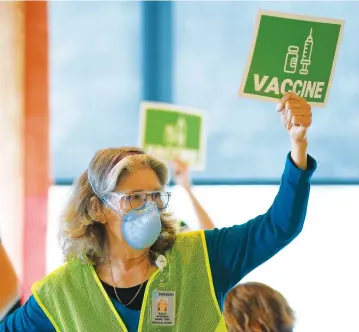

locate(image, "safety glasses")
[[104, 191, 171, 211]]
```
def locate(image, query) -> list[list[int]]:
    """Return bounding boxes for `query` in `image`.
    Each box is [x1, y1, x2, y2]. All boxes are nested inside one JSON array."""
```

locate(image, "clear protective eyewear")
[[103, 190, 171, 212]]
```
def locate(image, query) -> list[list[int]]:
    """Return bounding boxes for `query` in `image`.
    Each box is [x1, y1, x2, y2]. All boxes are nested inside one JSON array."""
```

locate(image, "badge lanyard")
[[155, 254, 168, 287], [151, 254, 176, 327]]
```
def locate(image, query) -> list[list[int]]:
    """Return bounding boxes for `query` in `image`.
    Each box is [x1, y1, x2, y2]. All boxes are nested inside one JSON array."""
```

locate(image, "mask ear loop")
[[87, 171, 105, 205]]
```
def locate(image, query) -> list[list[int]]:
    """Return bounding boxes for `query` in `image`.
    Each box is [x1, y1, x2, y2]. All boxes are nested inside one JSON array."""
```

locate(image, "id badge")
[[151, 290, 176, 326]]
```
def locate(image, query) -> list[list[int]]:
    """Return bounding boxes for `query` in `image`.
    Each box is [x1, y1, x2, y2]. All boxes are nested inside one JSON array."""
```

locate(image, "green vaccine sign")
[[239, 10, 345, 107], [139, 102, 206, 170]]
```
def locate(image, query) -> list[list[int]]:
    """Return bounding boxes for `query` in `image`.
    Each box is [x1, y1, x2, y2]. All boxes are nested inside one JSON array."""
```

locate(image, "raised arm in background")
[[171, 159, 216, 230]]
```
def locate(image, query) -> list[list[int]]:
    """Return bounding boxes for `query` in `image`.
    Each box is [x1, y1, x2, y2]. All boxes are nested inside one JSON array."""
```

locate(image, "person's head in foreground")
[[224, 282, 295, 332], [61, 147, 177, 265]]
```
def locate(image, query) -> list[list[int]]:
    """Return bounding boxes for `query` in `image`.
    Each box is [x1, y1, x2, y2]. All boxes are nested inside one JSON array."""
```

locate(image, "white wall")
[[48, 185, 359, 332]]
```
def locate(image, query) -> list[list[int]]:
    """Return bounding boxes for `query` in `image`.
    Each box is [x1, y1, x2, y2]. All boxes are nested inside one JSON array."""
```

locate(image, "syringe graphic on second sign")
[[176, 117, 187, 147], [299, 28, 314, 75]]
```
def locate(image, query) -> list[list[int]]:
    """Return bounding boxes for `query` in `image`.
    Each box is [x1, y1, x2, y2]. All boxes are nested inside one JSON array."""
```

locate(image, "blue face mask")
[[121, 202, 162, 250]]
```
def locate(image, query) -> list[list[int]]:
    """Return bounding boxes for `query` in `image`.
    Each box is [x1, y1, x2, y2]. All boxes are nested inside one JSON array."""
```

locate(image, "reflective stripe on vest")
[[32, 230, 227, 331]]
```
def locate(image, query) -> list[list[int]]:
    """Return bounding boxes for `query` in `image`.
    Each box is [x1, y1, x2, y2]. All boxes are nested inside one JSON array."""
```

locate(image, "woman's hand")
[[277, 92, 312, 170], [171, 159, 192, 193], [277, 92, 312, 144]]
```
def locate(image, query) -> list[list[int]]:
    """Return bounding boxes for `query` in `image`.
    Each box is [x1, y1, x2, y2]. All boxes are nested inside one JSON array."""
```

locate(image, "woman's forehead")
[[116, 167, 162, 193]]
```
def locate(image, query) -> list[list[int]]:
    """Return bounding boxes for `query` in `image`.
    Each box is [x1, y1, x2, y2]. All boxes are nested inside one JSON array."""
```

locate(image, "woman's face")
[[102, 167, 163, 240], [158, 300, 167, 312]]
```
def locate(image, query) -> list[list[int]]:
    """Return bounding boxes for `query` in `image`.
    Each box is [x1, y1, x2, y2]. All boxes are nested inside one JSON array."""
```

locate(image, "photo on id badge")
[[152, 290, 176, 326]]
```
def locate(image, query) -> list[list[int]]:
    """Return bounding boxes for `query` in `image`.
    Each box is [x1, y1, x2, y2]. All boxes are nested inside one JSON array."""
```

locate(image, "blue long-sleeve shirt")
[[0, 153, 316, 332]]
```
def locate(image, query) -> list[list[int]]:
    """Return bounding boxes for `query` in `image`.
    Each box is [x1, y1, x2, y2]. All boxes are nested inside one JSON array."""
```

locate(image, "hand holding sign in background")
[[171, 159, 192, 192]]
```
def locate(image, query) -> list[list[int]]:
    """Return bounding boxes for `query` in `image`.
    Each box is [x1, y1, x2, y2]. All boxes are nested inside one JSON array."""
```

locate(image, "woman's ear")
[[90, 196, 107, 224]]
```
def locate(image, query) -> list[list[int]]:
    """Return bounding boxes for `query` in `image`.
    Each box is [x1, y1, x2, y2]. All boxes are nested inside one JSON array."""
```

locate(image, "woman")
[[1, 92, 316, 331], [224, 282, 295, 332]]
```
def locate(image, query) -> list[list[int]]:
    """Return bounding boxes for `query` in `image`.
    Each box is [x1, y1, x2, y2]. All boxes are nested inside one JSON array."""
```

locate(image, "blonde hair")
[[59, 147, 178, 265], [224, 282, 295, 332]]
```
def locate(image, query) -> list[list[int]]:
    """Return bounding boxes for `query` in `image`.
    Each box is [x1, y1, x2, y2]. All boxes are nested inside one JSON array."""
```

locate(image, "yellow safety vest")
[[32, 230, 227, 331]]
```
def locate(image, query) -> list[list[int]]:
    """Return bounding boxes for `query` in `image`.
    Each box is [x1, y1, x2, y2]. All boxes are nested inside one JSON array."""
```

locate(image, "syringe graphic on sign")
[[283, 28, 314, 75], [299, 28, 314, 75], [164, 117, 187, 147]]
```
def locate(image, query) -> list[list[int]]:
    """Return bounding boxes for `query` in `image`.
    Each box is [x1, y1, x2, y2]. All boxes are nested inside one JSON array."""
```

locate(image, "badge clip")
[[155, 254, 167, 272]]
